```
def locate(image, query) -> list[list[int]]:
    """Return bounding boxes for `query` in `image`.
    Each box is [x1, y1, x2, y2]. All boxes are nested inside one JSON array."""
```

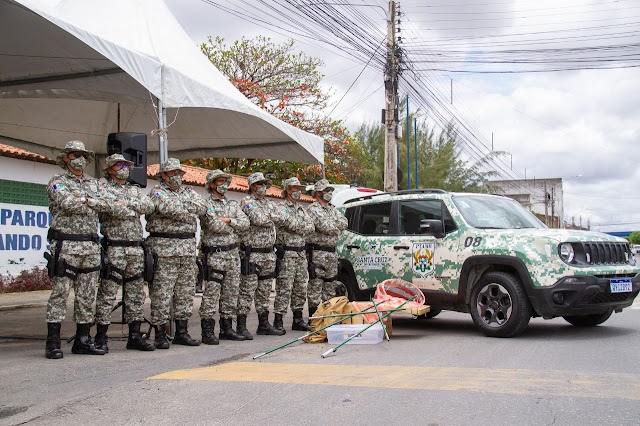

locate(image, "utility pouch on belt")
[[143, 245, 157, 283], [305, 245, 317, 280], [240, 245, 257, 276]]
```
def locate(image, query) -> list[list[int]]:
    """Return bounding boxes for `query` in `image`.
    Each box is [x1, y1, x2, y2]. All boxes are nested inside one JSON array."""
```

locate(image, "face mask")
[[291, 190, 302, 200], [69, 156, 87, 171], [168, 175, 182, 187], [216, 182, 230, 194], [322, 192, 333, 202], [256, 186, 267, 196], [115, 168, 130, 180]]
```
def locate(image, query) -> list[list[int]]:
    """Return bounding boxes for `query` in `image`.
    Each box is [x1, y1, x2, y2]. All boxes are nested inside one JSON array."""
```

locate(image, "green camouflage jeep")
[[336, 189, 640, 337]]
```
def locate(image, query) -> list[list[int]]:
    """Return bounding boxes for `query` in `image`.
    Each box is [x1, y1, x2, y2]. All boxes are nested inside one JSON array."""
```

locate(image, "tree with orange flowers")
[[188, 36, 372, 187]]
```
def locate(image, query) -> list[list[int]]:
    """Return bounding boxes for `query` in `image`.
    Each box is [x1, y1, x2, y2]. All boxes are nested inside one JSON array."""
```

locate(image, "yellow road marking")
[[148, 362, 640, 401]]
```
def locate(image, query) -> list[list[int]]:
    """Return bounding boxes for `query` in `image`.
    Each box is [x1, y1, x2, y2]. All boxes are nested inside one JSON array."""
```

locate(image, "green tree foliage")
[[627, 231, 640, 245], [189, 36, 371, 186], [355, 116, 500, 191]]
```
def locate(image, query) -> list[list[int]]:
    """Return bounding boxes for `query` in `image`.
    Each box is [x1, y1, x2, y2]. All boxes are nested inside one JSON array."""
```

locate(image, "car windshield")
[[452, 195, 547, 229]]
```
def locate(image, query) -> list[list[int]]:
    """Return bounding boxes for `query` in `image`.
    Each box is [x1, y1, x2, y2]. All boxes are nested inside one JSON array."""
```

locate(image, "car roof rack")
[[342, 188, 448, 205]]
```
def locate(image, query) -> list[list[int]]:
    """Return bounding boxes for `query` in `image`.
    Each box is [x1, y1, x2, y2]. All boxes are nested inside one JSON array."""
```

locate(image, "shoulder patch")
[[245, 203, 254, 209], [50, 180, 64, 191], [153, 190, 165, 197]]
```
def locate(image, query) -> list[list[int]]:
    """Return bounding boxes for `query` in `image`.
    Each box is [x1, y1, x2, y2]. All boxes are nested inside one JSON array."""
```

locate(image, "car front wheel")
[[469, 271, 532, 338]]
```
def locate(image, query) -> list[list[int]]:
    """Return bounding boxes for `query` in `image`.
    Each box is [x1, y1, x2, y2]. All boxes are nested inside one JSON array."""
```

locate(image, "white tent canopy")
[[0, 0, 324, 166]]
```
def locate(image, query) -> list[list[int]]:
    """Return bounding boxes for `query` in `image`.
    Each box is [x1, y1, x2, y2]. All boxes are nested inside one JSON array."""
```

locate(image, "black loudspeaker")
[[107, 132, 147, 188]]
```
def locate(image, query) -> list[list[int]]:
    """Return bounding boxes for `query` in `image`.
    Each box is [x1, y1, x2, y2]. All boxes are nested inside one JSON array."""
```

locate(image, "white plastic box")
[[326, 323, 384, 345]]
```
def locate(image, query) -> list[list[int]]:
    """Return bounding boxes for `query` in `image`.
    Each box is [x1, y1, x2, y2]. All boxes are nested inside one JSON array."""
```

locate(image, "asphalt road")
[[0, 294, 639, 426]]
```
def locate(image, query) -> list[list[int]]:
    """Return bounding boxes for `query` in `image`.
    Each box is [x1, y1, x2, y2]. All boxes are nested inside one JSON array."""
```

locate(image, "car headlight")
[[559, 243, 575, 263]]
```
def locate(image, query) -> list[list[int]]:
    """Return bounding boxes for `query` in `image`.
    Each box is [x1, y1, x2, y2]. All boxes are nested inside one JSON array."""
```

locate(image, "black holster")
[[197, 258, 204, 283], [305, 245, 317, 280], [240, 245, 257, 276], [143, 244, 157, 283], [100, 247, 111, 279]]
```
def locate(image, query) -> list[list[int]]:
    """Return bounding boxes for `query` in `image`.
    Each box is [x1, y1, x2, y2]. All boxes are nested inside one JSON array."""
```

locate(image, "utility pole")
[[383, 1, 398, 192]]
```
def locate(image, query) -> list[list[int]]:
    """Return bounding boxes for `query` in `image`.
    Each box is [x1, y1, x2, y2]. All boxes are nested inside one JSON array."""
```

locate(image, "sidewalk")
[[0, 289, 51, 311]]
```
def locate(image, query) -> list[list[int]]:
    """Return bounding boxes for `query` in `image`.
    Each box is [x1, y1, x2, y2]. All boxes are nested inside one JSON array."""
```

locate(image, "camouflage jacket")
[[276, 199, 315, 250], [199, 195, 250, 247], [99, 178, 154, 254], [306, 200, 348, 247], [240, 194, 285, 249], [47, 170, 112, 255], [145, 182, 207, 256]]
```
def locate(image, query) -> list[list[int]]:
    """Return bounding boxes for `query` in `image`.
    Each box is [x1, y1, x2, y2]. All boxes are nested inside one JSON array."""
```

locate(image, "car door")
[[395, 199, 460, 295]]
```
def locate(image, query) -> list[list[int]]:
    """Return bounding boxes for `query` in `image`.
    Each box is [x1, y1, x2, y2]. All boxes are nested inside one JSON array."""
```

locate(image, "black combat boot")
[[308, 305, 318, 327], [201, 318, 219, 345], [236, 314, 253, 340], [71, 323, 106, 355], [219, 318, 246, 341], [292, 310, 311, 331], [126, 321, 155, 351], [273, 313, 286, 334], [256, 312, 286, 336], [172, 319, 201, 346], [45, 322, 63, 359], [154, 323, 170, 349], [94, 323, 109, 354]]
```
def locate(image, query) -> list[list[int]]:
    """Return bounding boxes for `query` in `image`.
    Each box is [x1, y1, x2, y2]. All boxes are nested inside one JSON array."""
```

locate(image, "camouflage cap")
[[281, 177, 303, 197], [247, 172, 272, 191], [55, 140, 95, 169], [311, 179, 334, 196], [205, 169, 232, 192], [102, 154, 133, 177], [156, 158, 185, 178]]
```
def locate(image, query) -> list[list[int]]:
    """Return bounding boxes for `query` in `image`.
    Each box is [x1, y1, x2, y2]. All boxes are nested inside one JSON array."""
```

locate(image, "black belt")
[[149, 232, 195, 239], [104, 239, 144, 247], [283, 245, 305, 252], [202, 243, 237, 254], [308, 244, 336, 252], [248, 246, 274, 253], [48, 228, 99, 243]]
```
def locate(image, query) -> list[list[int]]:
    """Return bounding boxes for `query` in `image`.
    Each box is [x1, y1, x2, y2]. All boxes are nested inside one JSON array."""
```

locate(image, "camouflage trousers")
[[307, 250, 340, 307], [274, 252, 309, 314], [95, 247, 146, 325], [199, 249, 241, 320], [238, 252, 275, 315], [46, 253, 101, 324], [150, 255, 197, 326]]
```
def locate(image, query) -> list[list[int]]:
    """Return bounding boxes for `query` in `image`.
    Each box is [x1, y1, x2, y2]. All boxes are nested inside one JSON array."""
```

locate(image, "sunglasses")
[[68, 151, 89, 160], [115, 162, 131, 169]]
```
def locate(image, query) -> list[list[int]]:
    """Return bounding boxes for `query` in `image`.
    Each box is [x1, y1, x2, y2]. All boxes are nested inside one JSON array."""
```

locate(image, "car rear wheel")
[[563, 310, 613, 327], [337, 270, 358, 302], [469, 271, 532, 338]]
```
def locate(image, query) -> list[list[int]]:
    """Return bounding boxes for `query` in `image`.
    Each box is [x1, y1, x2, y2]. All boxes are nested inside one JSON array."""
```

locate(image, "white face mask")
[[322, 192, 333, 202], [115, 168, 130, 180], [256, 185, 267, 196], [69, 156, 87, 171], [290, 190, 302, 200]]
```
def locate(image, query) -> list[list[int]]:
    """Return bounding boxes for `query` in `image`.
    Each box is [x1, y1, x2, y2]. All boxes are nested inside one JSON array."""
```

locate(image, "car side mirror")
[[420, 219, 445, 238]]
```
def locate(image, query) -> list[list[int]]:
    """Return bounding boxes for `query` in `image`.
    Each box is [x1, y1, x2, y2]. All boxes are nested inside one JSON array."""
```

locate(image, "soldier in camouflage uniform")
[[273, 178, 315, 333], [93, 154, 155, 353], [306, 179, 348, 318], [45, 141, 112, 359], [198, 170, 249, 344], [146, 158, 207, 349], [237, 172, 286, 338]]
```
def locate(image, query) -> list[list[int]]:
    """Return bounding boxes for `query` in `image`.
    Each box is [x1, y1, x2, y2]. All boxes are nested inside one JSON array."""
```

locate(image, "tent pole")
[[157, 98, 168, 164]]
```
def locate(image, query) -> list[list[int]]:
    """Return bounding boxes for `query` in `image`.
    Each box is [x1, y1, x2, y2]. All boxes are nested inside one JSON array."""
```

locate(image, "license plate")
[[610, 279, 632, 293]]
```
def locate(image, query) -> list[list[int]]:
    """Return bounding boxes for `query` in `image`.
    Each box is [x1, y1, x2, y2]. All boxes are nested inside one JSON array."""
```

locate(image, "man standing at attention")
[[305, 179, 348, 319], [146, 158, 207, 349], [45, 140, 112, 359], [199, 170, 249, 344], [273, 177, 314, 333], [94, 154, 155, 353], [237, 172, 286, 338]]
